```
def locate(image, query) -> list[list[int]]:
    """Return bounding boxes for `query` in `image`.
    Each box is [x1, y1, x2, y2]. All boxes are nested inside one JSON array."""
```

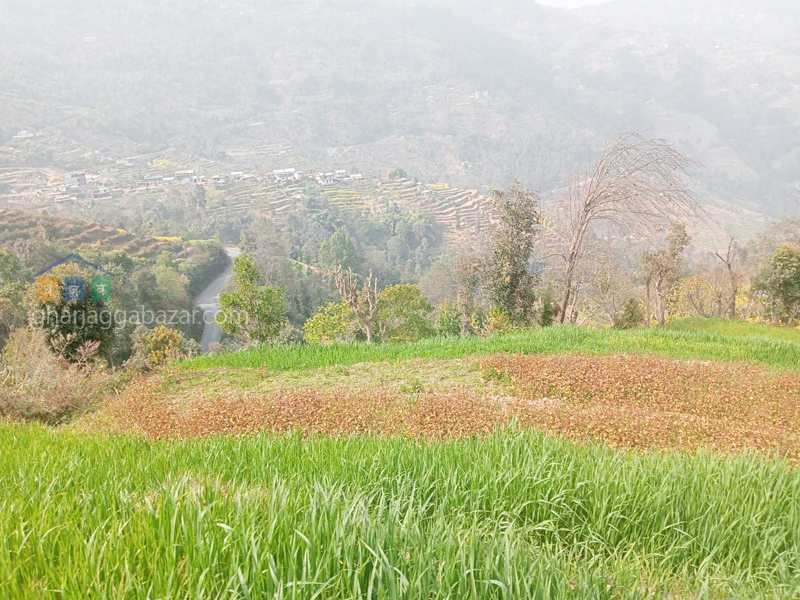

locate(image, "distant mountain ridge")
[[1, 0, 798, 226]]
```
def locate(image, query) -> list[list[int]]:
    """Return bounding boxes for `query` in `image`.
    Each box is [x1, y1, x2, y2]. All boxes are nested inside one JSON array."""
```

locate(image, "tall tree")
[[553, 133, 699, 323], [319, 230, 365, 274], [483, 182, 540, 325], [713, 236, 742, 320], [453, 255, 483, 337], [642, 223, 691, 327], [755, 243, 800, 325], [377, 284, 435, 343], [217, 254, 288, 344]]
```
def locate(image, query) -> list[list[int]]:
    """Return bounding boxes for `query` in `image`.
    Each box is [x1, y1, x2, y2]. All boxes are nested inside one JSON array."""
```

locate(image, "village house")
[[65, 172, 87, 187], [273, 168, 301, 183]]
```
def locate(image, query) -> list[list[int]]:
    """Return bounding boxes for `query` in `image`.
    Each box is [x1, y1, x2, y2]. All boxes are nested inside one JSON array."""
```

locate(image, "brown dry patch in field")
[[77, 375, 504, 440], [486, 354, 800, 462], [78, 354, 800, 462]]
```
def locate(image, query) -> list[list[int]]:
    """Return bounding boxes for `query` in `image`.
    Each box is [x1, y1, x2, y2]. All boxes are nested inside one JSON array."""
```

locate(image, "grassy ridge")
[[182, 323, 800, 372], [1, 424, 798, 598]]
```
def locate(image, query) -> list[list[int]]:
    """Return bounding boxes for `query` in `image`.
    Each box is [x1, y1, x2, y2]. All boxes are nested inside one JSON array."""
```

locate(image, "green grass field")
[[3, 319, 800, 598], [183, 321, 800, 372], [669, 316, 800, 343], [1, 424, 798, 598]]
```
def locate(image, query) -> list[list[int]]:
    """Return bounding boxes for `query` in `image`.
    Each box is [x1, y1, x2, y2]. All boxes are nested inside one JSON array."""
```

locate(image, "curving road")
[[197, 247, 241, 352]]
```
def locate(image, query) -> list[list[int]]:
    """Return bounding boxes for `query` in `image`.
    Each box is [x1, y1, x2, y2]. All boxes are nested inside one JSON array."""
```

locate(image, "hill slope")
[[1, 0, 799, 221]]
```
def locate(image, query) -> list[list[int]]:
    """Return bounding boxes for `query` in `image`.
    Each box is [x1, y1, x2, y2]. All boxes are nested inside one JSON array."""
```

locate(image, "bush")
[[146, 326, 187, 366], [436, 302, 461, 337], [614, 298, 646, 330], [24, 264, 117, 362], [484, 306, 515, 335], [0, 328, 118, 424], [539, 290, 555, 327], [303, 302, 359, 345], [125, 325, 199, 371]]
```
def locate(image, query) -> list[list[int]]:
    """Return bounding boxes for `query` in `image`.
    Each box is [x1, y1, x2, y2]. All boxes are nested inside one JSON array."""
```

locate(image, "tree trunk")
[[655, 280, 667, 327], [559, 248, 579, 325], [728, 285, 738, 320], [568, 283, 581, 324]]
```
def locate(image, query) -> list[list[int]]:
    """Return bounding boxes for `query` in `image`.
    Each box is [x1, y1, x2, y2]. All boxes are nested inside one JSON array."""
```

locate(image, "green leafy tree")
[[755, 243, 800, 325], [318, 230, 365, 273], [217, 254, 288, 344], [377, 284, 435, 343], [642, 223, 691, 327], [303, 302, 358, 345], [483, 182, 540, 325]]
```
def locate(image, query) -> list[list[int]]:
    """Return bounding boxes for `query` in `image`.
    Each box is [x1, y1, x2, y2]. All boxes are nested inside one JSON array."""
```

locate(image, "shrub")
[[126, 325, 198, 371], [24, 264, 117, 362], [613, 298, 646, 330], [0, 328, 118, 424], [484, 306, 514, 335], [436, 301, 461, 337], [539, 298, 554, 328], [146, 326, 187, 366], [303, 302, 359, 345]]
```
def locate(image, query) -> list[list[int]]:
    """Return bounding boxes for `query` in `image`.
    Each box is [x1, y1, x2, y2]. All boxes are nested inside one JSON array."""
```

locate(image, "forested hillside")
[[2, 0, 799, 217]]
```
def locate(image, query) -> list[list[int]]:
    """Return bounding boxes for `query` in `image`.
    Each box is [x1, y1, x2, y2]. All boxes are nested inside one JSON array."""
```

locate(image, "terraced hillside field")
[[3, 320, 800, 598], [0, 208, 181, 259]]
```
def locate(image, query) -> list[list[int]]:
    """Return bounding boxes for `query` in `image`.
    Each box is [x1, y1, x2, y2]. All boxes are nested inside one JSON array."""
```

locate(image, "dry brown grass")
[[487, 354, 800, 462], [77, 354, 800, 462], [0, 329, 121, 424]]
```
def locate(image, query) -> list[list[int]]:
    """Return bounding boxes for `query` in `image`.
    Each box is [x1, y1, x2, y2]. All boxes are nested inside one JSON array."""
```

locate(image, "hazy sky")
[[538, 0, 610, 8]]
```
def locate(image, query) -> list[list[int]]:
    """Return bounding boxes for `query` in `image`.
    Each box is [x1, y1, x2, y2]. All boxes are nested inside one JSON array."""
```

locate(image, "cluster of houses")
[[270, 168, 364, 186], [272, 169, 364, 185], [32, 171, 119, 206], [135, 169, 208, 190], [7, 162, 371, 212], [132, 167, 368, 192]]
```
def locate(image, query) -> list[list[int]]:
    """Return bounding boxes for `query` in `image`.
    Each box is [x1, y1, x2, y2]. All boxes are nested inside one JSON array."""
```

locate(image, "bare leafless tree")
[[333, 265, 379, 343], [712, 236, 741, 319], [552, 133, 700, 323]]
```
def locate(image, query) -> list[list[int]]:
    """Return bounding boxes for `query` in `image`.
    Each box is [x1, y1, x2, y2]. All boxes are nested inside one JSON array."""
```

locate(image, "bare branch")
[[552, 132, 702, 323], [333, 265, 379, 343]]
